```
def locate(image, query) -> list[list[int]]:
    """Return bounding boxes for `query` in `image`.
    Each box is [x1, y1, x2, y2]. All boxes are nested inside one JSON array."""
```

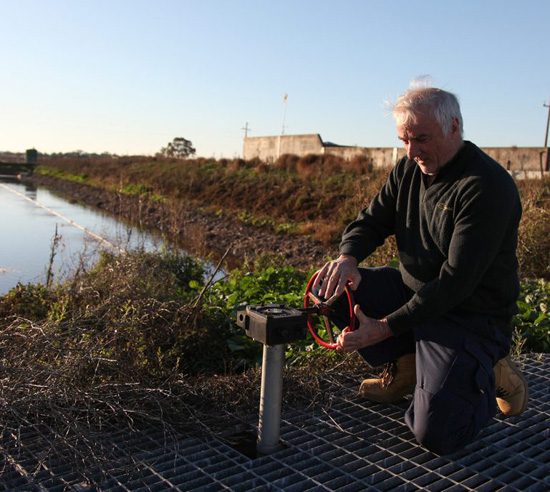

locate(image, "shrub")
[[296, 154, 321, 178], [513, 279, 550, 352], [255, 162, 270, 174], [518, 207, 550, 280], [348, 154, 373, 175], [0, 283, 55, 321], [60, 250, 234, 377], [275, 153, 299, 172], [322, 154, 345, 174], [228, 158, 246, 172]]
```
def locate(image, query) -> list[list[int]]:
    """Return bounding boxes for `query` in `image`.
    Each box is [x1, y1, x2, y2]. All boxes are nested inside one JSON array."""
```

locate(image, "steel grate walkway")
[[1, 354, 549, 491]]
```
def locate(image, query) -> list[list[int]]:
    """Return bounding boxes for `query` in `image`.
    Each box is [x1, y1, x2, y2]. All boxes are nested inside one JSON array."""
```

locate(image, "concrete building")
[[243, 134, 548, 176]]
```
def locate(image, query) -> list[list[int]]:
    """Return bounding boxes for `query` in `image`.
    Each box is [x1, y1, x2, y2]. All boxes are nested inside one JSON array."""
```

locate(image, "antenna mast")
[[543, 102, 550, 172], [281, 94, 288, 135]]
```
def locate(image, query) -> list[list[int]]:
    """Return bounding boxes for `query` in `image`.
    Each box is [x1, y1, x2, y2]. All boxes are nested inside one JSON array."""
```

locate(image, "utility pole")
[[242, 122, 251, 138], [543, 103, 550, 172]]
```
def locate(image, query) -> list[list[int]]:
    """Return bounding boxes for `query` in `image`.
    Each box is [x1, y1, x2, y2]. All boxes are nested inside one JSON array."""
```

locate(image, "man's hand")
[[313, 254, 362, 300], [337, 305, 392, 352]]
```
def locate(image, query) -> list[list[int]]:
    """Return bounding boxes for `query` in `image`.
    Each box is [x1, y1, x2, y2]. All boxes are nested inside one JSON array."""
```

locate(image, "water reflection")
[[0, 177, 166, 295]]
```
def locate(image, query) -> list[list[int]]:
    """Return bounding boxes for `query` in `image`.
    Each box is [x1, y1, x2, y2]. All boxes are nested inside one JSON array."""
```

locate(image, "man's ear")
[[450, 117, 460, 137]]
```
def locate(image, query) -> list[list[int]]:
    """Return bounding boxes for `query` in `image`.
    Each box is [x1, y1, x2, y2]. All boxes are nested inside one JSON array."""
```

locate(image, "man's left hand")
[[337, 305, 392, 352]]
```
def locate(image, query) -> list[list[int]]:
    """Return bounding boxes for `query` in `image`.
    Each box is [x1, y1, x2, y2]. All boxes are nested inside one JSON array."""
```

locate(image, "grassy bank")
[[35, 154, 395, 264], [26, 152, 550, 364], [2, 248, 547, 419], [36, 153, 550, 278], [1, 153, 548, 478], [0, 250, 357, 477], [0, 248, 548, 449]]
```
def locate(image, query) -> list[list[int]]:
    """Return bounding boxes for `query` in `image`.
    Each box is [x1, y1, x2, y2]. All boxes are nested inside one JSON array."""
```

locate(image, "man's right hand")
[[312, 254, 362, 300]]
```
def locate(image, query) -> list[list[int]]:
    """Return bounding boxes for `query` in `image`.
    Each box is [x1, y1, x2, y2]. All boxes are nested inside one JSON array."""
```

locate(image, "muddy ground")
[[30, 174, 336, 272]]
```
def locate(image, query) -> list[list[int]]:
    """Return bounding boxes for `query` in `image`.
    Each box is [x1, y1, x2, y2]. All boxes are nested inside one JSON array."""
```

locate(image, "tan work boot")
[[359, 353, 416, 403], [494, 355, 529, 416]]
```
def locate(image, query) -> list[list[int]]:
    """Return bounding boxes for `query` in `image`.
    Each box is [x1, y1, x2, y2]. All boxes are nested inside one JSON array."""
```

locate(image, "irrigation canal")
[[0, 177, 165, 296]]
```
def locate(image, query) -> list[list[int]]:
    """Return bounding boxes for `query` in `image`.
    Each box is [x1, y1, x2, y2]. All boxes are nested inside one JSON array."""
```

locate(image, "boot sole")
[[499, 355, 529, 416], [358, 384, 415, 404]]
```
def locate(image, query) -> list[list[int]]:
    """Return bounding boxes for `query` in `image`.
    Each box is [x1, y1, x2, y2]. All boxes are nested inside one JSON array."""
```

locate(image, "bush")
[[296, 154, 321, 178], [518, 207, 550, 280], [348, 154, 373, 175], [0, 282, 55, 321], [67, 250, 236, 376], [275, 153, 299, 172], [228, 158, 246, 171], [322, 154, 345, 174], [513, 279, 550, 352]]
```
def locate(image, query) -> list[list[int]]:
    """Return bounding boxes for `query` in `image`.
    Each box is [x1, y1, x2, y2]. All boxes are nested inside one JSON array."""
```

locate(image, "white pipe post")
[[256, 343, 284, 454]]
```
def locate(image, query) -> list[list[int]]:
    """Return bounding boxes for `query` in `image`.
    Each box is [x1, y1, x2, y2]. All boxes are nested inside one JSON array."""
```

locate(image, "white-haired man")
[[314, 84, 528, 455]]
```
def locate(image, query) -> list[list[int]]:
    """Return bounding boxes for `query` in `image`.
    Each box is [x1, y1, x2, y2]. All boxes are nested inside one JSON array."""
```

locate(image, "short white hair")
[[392, 80, 464, 137]]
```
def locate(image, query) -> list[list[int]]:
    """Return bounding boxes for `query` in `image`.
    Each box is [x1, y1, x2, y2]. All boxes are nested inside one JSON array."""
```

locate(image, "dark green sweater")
[[340, 141, 522, 336]]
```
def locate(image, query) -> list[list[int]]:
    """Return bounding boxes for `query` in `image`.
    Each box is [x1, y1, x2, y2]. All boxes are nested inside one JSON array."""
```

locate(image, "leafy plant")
[[0, 282, 55, 321], [513, 278, 550, 352], [205, 257, 310, 368]]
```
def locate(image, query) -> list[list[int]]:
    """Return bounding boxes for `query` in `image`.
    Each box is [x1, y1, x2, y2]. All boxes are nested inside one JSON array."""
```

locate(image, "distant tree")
[[160, 137, 196, 159]]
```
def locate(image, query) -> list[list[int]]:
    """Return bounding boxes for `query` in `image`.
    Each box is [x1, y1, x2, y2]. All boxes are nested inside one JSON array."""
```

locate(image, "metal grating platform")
[[1, 354, 549, 491]]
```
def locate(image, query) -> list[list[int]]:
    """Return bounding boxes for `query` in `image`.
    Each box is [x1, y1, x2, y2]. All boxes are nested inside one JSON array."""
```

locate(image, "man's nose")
[[407, 141, 420, 160]]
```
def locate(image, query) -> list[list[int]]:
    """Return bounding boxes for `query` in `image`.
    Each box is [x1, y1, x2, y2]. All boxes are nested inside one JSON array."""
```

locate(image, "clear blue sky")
[[1, 0, 549, 158]]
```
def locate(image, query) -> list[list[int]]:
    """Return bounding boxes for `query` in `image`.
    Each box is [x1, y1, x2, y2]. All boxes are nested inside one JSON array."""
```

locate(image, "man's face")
[[397, 112, 461, 175]]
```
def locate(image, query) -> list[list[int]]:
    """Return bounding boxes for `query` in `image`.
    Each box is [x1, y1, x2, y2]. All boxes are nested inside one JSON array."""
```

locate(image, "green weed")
[[513, 278, 550, 352]]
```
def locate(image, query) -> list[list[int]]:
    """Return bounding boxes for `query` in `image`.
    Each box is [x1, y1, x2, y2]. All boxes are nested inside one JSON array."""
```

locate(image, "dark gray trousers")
[[345, 267, 510, 455]]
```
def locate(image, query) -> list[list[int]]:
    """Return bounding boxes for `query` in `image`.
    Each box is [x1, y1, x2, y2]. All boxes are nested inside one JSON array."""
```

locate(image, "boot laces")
[[496, 385, 510, 398], [380, 362, 397, 389]]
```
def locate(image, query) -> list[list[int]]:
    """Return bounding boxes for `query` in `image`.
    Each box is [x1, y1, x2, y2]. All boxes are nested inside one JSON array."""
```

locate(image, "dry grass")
[[516, 179, 550, 279], [38, 154, 550, 279], [0, 249, 370, 481], [0, 310, 366, 482], [5, 154, 549, 480]]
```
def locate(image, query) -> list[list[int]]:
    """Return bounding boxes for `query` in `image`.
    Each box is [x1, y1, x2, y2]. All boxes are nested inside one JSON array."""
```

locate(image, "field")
[[0, 153, 548, 481], [35, 152, 550, 278]]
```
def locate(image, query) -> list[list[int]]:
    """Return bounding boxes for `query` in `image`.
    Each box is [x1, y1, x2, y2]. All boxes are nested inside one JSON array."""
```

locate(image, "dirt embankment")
[[30, 174, 335, 272]]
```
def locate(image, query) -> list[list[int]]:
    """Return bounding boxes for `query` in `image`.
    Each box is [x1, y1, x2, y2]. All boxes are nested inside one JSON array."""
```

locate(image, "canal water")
[[0, 177, 166, 296]]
